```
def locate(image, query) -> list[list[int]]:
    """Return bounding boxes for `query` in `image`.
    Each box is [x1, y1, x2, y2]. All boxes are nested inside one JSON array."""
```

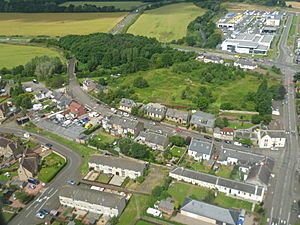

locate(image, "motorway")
[[1, 127, 82, 225], [266, 13, 300, 225]]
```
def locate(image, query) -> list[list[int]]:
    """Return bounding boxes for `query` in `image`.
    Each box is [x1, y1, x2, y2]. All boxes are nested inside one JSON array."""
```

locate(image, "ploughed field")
[[0, 12, 127, 36], [128, 2, 206, 42]]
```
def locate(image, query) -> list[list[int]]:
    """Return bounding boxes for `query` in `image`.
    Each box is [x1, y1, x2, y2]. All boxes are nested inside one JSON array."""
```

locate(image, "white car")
[[36, 212, 45, 219], [233, 141, 242, 146], [123, 112, 129, 117]]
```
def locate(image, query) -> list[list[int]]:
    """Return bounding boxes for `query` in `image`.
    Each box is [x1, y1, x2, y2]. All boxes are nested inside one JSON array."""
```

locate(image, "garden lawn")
[[135, 220, 155, 225], [0, 43, 60, 68], [3, 211, 15, 223], [168, 182, 252, 211], [61, 1, 144, 10], [0, 13, 126, 36], [38, 153, 66, 183], [128, 3, 205, 42], [118, 194, 149, 225], [170, 146, 186, 158], [96, 173, 111, 184], [228, 121, 255, 129], [95, 131, 116, 144]]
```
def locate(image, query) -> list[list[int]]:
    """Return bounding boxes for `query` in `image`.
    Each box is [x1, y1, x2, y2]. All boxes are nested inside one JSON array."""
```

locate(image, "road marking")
[[36, 189, 58, 212], [270, 207, 274, 224], [25, 209, 33, 217], [287, 212, 291, 224]]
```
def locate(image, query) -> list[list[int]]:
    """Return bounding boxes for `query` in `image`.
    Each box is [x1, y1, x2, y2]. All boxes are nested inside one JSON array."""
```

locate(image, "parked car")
[[45, 143, 53, 149], [233, 141, 242, 146], [66, 180, 76, 185], [224, 140, 232, 144], [40, 209, 49, 215], [36, 212, 45, 219], [32, 79, 39, 84]]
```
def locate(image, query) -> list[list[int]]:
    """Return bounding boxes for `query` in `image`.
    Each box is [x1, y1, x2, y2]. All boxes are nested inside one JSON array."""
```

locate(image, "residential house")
[[89, 154, 147, 179], [137, 131, 169, 151], [142, 103, 167, 121], [59, 186, 126, 217], [102, 115, 144, 137], [234, 130, 258, 145], [203, 55, 224, 64], [34, 88, 52, 101], [119, 98, 136, 113], [257, 130, 286, 149], [0, 104, 8, 120], [157, 198, 174, 216], [234, 59, 258, 70], [246, 164, 271, 188], [188, 138, 213, 161], [82, 79, 98, 92], [190, 111, 216, 132], [180, 198, 240, 225], [165, 108, 190, 125], [0, 137, 24, 161], [18, 149, 40, 181], [169, 166, 265, 202], [50, 91, 63, 103], [68, 100, 87, 117], [213, 127, 234, 141]]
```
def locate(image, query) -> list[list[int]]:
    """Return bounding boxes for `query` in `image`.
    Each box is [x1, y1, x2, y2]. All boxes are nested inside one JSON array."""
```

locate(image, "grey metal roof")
[[166, 108, 190, 121], [181, 198, 239, 225], [109, 115, 143, 130], [261, 35, 273, 44], [142, 103, 166, 116], [139, 131, 169, 147], [89, 154, 146, 173], [188, 138, 213, 156], [190, 111, 215, 128], [120, 98, 136, 108], [59, 186, 126, 209]]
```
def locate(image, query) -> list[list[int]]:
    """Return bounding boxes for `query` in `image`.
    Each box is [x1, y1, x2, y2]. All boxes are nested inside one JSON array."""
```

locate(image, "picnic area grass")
[[168, 182, 252, 211], [24, 122, 97, 175], [96, 173, 112, 184], [61, 1, 144, 10], [170, 146, 186, 158], [110, 67, 268, 111], [0, 12, 127, 36], [0, 43, 60, 68], [118, 194, 149, 225], [38, 152, 66, 183], [128, 3, 206, 42]]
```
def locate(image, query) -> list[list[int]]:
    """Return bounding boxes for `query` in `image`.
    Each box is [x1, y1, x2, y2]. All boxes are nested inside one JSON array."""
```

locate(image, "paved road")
[[266, 13, 300, 225], [0, 127, 82, 225]]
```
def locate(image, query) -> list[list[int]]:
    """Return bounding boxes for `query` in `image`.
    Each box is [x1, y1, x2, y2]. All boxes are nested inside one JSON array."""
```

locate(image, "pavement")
[[0, 127, 82, 225]]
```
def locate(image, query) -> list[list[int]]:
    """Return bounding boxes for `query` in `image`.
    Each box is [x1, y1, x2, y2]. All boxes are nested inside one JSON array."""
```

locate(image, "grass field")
[[38, 152, 66, 183], [168, 182, 252, 211], [0, 12, 126, 36], [110, 67, 267, 112], [0, 43, 60, 68], [61, 1, 144, 10], [128, 3, 205, 42], [135, 220, 155, 225], [222, 2, 281, 12]]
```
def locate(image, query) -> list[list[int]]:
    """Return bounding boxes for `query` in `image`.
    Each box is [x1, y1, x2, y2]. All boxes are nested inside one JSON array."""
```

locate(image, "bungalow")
[[68, 100, 87, 117], [169, 166, 265, 202], [142, 103, 167, 121], [180, 198, 240, 225], [102, 115, 144, 137], [165, 108, 190, 125], [190, 111, 216, 132], [137, 131, 169, 151], [18, 149, 40, 181], [119, 98, 136, 113], [257, 130, 286, 149], [188, 138, 213, 161], [213, 127, 234, 141], [88, 154, 146, 179], [234, 59, 258, 70], [59, 186, 126, 217]]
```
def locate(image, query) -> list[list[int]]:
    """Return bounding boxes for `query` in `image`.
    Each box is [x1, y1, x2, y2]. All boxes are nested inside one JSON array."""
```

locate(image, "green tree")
[[169, 135, 186, 147], [133, 77, 149, 88]]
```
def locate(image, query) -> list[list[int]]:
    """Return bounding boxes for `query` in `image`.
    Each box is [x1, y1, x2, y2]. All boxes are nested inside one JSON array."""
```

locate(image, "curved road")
[[0, 127, 82, 225]]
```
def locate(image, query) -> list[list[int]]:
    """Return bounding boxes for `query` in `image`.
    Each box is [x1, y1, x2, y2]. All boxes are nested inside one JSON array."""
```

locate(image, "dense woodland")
[[0, 0, 286, 12]]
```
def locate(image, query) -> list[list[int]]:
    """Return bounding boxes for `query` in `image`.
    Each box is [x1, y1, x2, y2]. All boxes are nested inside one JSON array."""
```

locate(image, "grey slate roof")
[[139, 131, 169, 147], [170, 166, 264, 195], [109, 115, 143, 130], [166, 108, 190, 121], [89, 155, 146, 173], [246, 165, 271, 187], [158, 198, 175, 211], [59, 95, 72, 107], [181, 198, 239, 225], [120, 98, 136, 108], [260, 130, 285, 139], [59, 186, 126, 210], [190, 111, 215, 128], [218, 148, 265, 164], [235, 59, 257, 67], [143, 103, 166, 117], [188, 138, 213, 156]]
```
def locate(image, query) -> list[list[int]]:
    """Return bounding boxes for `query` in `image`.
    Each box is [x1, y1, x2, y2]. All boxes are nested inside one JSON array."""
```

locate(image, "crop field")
[[0, 43, 60, 68], [287, 1, 300, 9], [61, 1, 144, 10], [128, 3, 205, 42], [222, 2, 282, 12], [0, 12, 127, 36]]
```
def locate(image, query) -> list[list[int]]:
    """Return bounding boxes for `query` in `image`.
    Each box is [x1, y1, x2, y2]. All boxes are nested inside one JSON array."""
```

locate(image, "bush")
[[133, 77, 149, 88], [15, 191, 34, 204], [136, 176, 145, 184], [169, 136, 186, 147], [220, 102, 234, 110]]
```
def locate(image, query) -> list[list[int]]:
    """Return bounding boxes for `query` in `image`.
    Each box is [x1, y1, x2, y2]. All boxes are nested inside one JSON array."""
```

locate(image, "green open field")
[[110, 67, 267, 112], [0, 12, 126, 36], [61, 1, 144, 10], [0, 43, 60, 68], [128, 3, 205, 42]]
